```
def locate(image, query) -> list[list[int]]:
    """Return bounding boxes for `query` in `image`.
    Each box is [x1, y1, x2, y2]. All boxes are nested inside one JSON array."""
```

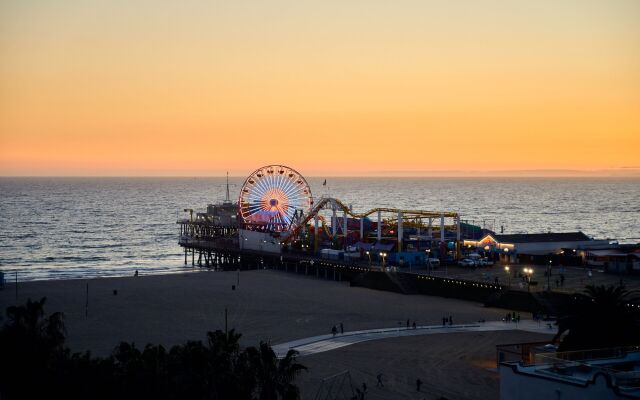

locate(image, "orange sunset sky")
[[1, 0, 639, 176]]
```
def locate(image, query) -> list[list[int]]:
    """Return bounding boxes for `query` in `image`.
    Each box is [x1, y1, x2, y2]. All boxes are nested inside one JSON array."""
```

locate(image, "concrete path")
[[273, 320, 555, 358]]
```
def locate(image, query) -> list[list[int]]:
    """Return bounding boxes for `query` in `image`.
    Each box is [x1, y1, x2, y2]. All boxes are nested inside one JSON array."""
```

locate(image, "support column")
[[397, 211, 403, 252], [440, 213, 445, 242], [428, 218, 433, 238], [332, 207, 337, 237], [343, 211, 348, 249], [377, 211, 382, 242], [314, 215, 319, 252], [360, 217, 364, 240]]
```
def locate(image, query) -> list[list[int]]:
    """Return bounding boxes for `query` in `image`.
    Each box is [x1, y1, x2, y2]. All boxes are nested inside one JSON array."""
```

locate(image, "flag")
[[323, 179, 327, 186]]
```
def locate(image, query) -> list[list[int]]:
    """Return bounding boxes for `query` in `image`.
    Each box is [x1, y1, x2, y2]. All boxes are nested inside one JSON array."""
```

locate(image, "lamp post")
[[523, 267, 533, 292], [366, 251, 371, 268], [547, 259, 552, 290], [504, 265, 511, 287], [381, 252, 387, 269]]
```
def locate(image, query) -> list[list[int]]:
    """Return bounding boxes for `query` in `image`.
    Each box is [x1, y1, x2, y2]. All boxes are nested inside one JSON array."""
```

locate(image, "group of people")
[[442, 315, 453, 326], [405, 319, 418, 329], [330, 322, 344, 336], [504, 311, 520, 323]]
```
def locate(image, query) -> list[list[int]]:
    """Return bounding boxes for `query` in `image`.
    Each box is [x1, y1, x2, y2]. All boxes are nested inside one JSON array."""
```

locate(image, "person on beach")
[[442, 316, 446, 326], [376, 373, 384, 387], [362, 382, 367, 394], [416, 378, 423, 392], [406, 319, 410, 328], [449, 315, 453, 325], [331, 325, 337, 336], [340, 322, 344, 334], [134, 270, 139, 277], [412, 321, 417, 329]]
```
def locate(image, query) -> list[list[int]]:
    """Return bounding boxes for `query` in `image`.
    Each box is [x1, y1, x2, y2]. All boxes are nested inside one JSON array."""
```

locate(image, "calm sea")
[[1, 177, 638, 281]]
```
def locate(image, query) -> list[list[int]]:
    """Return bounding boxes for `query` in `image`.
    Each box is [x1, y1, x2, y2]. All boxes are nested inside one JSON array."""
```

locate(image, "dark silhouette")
[[448, 315, 453, 326], [332, 325, 338, 336], [0, 297, 307, 400], [416, 378, 422, 392], [376, 373, 384, 387], [406, 319, 410, 328], [362, 382, 367, 393], [134, 270, 139, 277], [554, 284, 640, 351], [412, 321, 416, 329], [340, 322, 344, 334]]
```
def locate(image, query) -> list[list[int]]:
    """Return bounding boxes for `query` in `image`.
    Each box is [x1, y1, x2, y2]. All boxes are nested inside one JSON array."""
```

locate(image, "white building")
[[238, 229, 281, 254], [500, 348, 640, 399]]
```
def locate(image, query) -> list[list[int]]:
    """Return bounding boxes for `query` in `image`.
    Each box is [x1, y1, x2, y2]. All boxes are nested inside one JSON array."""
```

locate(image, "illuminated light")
[[239, 165, 312, 232]]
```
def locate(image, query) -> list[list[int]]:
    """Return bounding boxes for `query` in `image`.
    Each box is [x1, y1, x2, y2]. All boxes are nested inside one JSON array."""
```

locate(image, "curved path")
[[273, 320, 555, 358]]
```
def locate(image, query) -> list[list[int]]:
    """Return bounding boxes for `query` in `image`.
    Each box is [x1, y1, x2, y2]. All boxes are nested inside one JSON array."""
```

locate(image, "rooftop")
[[494, 231, 592, 243]]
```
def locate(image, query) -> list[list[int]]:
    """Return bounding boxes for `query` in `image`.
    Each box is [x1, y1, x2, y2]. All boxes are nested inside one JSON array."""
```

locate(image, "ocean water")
[[1, 177, 638, 281]]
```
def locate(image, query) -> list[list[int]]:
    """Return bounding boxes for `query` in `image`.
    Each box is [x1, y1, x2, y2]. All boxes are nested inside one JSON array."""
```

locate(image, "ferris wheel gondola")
[[238, 165, 313, 232]]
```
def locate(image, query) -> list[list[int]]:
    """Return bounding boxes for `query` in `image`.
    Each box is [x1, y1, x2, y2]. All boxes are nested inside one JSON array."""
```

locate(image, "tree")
[[554, 284, 640, 351], [0, 297, 66, 399], [0, 299, 307, 400], [245, 342, 307, 400]]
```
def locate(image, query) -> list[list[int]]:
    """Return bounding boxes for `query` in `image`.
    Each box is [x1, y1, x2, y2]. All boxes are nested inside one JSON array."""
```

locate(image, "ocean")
[[1, 177, 638, 281]]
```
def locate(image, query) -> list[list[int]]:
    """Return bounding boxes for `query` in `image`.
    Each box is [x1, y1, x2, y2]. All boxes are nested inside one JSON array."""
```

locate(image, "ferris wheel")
[[238, 165, 313, 232]]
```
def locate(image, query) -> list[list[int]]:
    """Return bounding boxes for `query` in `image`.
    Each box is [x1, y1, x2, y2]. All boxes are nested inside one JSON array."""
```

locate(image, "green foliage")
[[0, 298, 306, 400], [554, 284, 640, 351]]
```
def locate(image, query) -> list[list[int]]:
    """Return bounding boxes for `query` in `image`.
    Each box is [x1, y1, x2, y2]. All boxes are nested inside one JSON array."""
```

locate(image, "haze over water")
[[0, 177, 638, 281]]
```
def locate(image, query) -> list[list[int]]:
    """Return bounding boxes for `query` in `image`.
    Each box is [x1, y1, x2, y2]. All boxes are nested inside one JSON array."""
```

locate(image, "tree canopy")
[[554, 284, 640, 352], [0, 298, 306, 400]]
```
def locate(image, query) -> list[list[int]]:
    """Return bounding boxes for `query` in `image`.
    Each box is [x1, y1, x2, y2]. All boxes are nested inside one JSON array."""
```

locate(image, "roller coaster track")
[[282, 197, 458, 244]]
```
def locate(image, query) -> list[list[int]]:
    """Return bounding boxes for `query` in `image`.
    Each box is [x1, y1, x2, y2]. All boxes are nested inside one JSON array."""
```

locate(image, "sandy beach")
[[0, 269, 552, 399]]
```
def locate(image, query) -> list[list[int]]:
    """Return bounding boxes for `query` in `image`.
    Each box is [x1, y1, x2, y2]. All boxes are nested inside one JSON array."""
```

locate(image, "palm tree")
[[554, 284, 640, 351], [0, 297, 66, 399], [246, 342, 307, 400]]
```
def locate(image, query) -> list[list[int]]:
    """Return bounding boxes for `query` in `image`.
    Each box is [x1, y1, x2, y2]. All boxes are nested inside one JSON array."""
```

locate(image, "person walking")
[[412, 321, 417, 329], [376, 373, 384, 387], [416, 378, 423, 392], [406, 319, 410, 329], [340, 322, 344, 334], [442, 316, 446, 326], [331, 325, 337, 336], [362, 382, 367, 394], [449, 315, 453, 326]]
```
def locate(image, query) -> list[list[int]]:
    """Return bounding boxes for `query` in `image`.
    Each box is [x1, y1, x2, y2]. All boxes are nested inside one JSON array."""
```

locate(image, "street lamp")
[[547, 259, 552, 290], [366, 251, 371, 267], [381, 252, 387, 269], [504, 265, 511, 287], [523, 267, 533, 292]]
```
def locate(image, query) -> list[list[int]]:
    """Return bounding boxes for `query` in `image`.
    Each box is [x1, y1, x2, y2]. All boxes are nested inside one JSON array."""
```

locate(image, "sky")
[[0, 0, 639, 177]]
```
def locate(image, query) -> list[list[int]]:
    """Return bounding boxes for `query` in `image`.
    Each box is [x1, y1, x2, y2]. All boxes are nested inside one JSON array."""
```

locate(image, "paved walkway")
[[273, 320, 555, 358]]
